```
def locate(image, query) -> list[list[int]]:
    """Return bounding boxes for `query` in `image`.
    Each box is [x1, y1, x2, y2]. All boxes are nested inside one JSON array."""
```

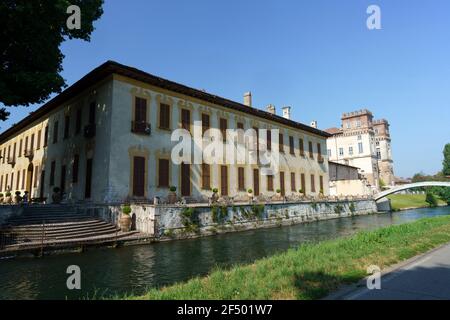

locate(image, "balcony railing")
[[6, 157, 15, 165], [84, 124, 96, 138], [24, 149, 34, 159], [131, 121, 151, 135]]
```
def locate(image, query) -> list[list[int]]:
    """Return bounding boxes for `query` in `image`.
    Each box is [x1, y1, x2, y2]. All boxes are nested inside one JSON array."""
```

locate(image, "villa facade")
[[0, 61, 331, 203]]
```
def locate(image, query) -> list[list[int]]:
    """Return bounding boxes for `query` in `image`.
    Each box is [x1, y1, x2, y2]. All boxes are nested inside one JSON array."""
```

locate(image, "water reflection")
[[0, 206, 448, 299]]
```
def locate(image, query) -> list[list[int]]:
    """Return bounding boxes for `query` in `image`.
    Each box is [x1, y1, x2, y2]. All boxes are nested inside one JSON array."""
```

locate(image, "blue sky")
[[2, 0, 450, 177]]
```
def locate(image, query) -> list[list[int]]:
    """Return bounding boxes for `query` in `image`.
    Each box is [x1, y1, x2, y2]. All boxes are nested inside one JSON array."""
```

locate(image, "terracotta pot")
[[168, 192, 177, 204], [119, 214, 132, 232]]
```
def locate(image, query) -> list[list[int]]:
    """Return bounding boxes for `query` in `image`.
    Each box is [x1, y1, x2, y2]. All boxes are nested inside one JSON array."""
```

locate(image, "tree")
[[425, 192, 438, 208], [443, 144, 450, 176], [0, 0, 104, 120]]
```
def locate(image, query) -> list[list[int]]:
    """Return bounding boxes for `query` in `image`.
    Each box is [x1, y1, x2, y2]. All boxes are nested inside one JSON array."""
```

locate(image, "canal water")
[[0, 206, 449, 300]]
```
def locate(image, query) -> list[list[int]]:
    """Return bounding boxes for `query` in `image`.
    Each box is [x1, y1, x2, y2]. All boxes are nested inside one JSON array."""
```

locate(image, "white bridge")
[[374, 181, 450, 202]]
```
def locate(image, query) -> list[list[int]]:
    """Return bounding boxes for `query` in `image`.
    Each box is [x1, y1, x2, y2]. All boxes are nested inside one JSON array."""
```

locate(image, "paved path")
[[329, 243, 450, 300]]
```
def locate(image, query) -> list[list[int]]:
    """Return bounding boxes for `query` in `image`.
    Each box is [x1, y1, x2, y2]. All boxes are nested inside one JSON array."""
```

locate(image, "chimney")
[[243, 92, 252, 107], [266, 104, 276, 114], [310, 120, 318, 128], [282, 106, 291, 120]]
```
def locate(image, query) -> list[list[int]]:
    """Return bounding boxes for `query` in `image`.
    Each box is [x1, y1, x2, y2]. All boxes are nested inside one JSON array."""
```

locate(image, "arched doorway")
[[26, 164, 33, 196]]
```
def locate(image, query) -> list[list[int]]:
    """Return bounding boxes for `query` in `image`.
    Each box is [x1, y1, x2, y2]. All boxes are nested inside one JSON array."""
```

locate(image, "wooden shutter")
[[13, 143, 16, 160], [289, 136, 294, 154], [220, 165, 228, 196], [22, 169, 25, 189], [37, 131, 41, 150], [267, 130, 272, 151], [267, 175, 273, 191], [75, 109, 82, 134], [40, 170, 45, 198], [50, 161, 56, 186], [279, 133, 284, 152], [64, 115, 70, 139], [181, 109, 190, 131], [72, 154, 79, 183], [89, 102, 96, 124], [238, 167, 245, 191], [301, 173, 306, 193], [158, 159, 169, 187], [320, 176, 324, 193], [0, 175, 3, 192], [202, 113, 210, 135], [60, 165, 66, 192], [291, 172, 296, 191], [309, 141, 314, 159], [202, 164, 210, 189], [18, 140, 22, 157], [53, 121, 58, 144], [85, 159, 93, 199], [181, 163, 191, 196], [16, 171, 20, 190], [135, 97, 147, 123], [280, 172, 285, 196], [220, 118, 227, 141], [30, 134, 34, 150], [253, 168, 260, 196], [34, 166, 39, 188], [159, 103, 170, 129], [311, 174, 316, 193], [299, 139, 304, 156], [44, 126, 49, 147], [133, 156, 145, 197]]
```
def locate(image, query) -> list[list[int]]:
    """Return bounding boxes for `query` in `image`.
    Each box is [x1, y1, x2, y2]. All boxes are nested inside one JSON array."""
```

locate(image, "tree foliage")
[[425, 192, 438, 207], [443, 143, 450, 176], [0, 0, 104, 120]]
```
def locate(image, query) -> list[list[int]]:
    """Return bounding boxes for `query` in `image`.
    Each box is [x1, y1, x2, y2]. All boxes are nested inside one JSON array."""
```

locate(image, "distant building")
[[325, 109, 395, 192]]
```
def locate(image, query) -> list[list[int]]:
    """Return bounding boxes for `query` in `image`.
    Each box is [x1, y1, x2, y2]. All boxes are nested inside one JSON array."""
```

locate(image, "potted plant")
[[299, 188, 305, 195], [119, 205, 132, 232], [211, 188, 219, 203], [52, 187, 62, 204], [168, 186, 177, 204], [14, 191, 22, 204], [5, 192, 12, 204], [247, 188, 253, 202]]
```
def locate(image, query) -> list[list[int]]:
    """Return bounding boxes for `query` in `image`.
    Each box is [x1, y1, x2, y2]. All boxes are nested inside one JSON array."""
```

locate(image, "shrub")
[[212, 188, 218, 193], [0, 193, 3, 197], [349, 202, 356, 214], [5, 192, 11, 197], [426, 192, 438, 207], [334, 204, 344, 214], [169, 186, 177, 192], [299, 189, 304, 194], [276, 189, 281, 194], [181, 207, 200, 232], [122, 205, 132, 215]]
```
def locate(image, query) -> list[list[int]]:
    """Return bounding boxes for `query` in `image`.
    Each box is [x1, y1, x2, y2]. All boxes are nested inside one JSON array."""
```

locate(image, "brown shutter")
[[30, 134, 34, 150], [220, 118, 227, 141], [85, 159, 93, 199], [135, 97, 147, 123], [202, 163, 210, 189], [202, 113, 210, 135], [50, 161, 56, 186], [279, 133, 284, 152], [18, 140, 22, 157], [301, 173, 306, 193], [267, 175, 273, 191], [280, 172, 285, 196], [181, 109, 190, 131], [291, 172, 296, 191], [158, 159, 169, 187], [253, 168, 260, 196], [299, 139, 304, 156], [320, 176, 324, 193], [34, 166, 39, 188], [238, 167, 245, 191], [0, 175, 3, 192], [267, 130, 272, 151], [159, 103, 170, 129], [16, 170, 20, 190], [72, 154, 79, 183], [44, 126, 49, 147], [133, 156, 145, 197], [60, 165, 66, 192], [289, 136, 294, 154], [311, 174, 316, 193], [75, 109, 82, 134], [309, 141, 314, 159], [220, 165, 228, 196], [37, 131, 41, 150], [181, 163, 191, 196], [40, 170, 45, 198]]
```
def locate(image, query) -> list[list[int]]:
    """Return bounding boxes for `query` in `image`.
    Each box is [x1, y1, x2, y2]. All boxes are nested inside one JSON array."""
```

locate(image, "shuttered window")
[[220, 118, 227, 141], [181, 163, 190, 196], [299, 138, 305, 156], [60, 165, 66, 192], [135, 97, 147, 123], [301, 173, 306, 193], [53, 121, 58, 144], [309, 141, 314, 159], [311, 174, 316, 193], [320, 176, 324, 193], [5, 174, 8, 190], [158, 159, 169, 187], [30, 134, 34, 151], [37, 130, 41, 150], [267, 130, 272, 151], [0, 175, 2, 192], [202, 113, 210, 135], [50, 161, 56, 186], [220, 165, 228, 196], [16, 171, 20, 190], [279, 133, 284, 153], [18, 139, 22, 157], [133, 156, 145, 197], [202, 163, 210, 189], [64, 115, 70, 139], [44, 126, 49, 147], [267, 175, 274, 191], [280, 172, 285, 196], [159, 103, 170, 129], [75, 108, 82, 134], [291, 172, 296, 191], [237, 167, 245, 191], [181, 109, 190, 131], [289, 136, 295, 155], [21, 169, 25, 189], [253, 169, 260, 196], [72, 154, 79, 183], [34, 166, 39, 188], [89, 102, 96, 124]]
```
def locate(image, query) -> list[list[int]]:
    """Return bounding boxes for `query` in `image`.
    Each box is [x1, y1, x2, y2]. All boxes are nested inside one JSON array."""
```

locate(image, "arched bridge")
[[374, 181, 450, 201]]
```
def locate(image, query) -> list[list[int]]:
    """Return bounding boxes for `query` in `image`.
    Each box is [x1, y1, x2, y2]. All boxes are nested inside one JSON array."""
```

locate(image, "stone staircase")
[[0, 205, 139, 249]]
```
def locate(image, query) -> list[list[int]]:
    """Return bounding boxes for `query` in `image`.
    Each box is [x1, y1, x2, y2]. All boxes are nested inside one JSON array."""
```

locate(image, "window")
[[300, 173, 306, 193], [0, 175, 2, 192], [202, 164, 210, 189], [158, 159, 169, 187], [181, 109, 190, 131], [12, 142, 16, 160], [356, 120, 361, 128], [135, 97, 147, 123], [18, 139, 22, 157], [159, 103, 171, 130], [34, 166, 39, 188], [357, 135, 362, 141], [37, 130, 41, 150], [308, 141, 314, 159], [60, 165, 66, 193], [320, 176, 324, 193], [327, 149, 332, 157], [21, 169, 25, 189], [267, 175, 274, 191], [220, 165, 228, 196], [317, 143, 322, 161], [202, 113, 210, 135], [53, 121, 58, 144], [132, 157, 145, 197], [50, 161, 56, 186], [30, 134, 34, 151], [16, 171, 20, 190], [349, 146, 353, 156], [4, 174, 8, 190], [75, 108, 82, 134], [289, 136, 295, 155], [237, 167, 245, 191], [346, 121, 351, 129], [72, 154, 79, 183], [299, 138, 305, 156], [219, 118, 227, 141], [44, 126, 49, 147], [64, 115, 70, 139], [339, 148, 344, 156], [376, 148, 381, 159], [279, 133, 284, 153], [266, 130, 272, 151], [237, 122, 244, 144], [311, 174, 316, 193], [290, 172, 296, 191], [358, 142, 364, 154], [89, 101, 96, 125], [279, 172, 285, 196]]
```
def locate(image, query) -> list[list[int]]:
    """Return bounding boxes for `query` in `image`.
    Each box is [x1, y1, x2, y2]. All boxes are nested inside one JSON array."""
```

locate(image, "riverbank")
[[129, 215, 450, 300], [387, 194, 447, 211]]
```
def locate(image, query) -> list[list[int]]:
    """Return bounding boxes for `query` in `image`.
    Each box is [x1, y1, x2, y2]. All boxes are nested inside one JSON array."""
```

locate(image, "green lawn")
[[121, 216, 450, 300], [388, 193, 447, 210]]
